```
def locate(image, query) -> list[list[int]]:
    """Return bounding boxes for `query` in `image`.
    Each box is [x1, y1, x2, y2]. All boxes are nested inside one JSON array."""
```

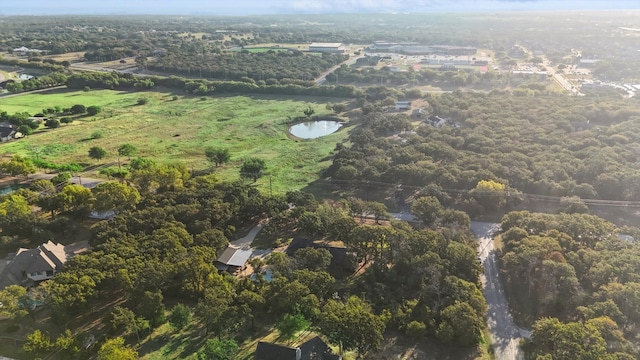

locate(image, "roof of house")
[[0, 241, 70, 289], [215, 245, 253, 267], [254, 342, 300, 360], [286, 238, 314, 256], [299, 336, 341, 360], [309, 43, 343, 48], [286, 239, 347, 268], [0, 127, 16, 138], [254, 337, 341, 360]]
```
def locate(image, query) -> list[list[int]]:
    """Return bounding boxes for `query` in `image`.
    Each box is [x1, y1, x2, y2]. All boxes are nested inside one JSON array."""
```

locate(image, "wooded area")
[[0, 9, 639, 360]]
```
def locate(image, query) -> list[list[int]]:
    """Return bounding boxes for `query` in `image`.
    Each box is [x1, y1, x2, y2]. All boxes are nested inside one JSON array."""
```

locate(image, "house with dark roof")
[[0, 241, 85, 290], [255, 336, 341, 360], [215, 245, 253, 273], [286, 238, 348, 269], [0, 126, 21, 142]]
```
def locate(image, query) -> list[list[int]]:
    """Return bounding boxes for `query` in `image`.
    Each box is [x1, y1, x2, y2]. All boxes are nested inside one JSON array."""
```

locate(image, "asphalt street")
[[471, 221, 528, 360]]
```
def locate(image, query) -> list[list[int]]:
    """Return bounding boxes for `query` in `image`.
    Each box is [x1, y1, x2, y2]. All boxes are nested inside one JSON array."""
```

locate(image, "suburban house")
[[395, 101, 412, 111], [0, 126, 22, 142], [286, 238, 348, 269], [0, 240, 88, 290], [215, 245, 253, 273], [255, 337, 341, 360]]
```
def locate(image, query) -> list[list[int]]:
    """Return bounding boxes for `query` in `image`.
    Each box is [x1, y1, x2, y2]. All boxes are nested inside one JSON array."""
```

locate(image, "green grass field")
[[0, 89, 350, 194], [241, 47, 288, 53]]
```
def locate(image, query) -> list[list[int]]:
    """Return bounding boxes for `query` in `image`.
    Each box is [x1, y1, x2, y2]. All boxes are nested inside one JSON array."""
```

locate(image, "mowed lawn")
[[0, 89, 350, 193]]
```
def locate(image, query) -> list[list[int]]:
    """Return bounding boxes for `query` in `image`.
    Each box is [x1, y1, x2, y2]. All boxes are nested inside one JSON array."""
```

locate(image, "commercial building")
[[308, 43, 346, 53]]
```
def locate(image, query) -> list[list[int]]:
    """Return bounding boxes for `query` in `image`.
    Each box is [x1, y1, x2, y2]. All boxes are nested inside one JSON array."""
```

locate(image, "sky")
[[1, 0, 639, 16]]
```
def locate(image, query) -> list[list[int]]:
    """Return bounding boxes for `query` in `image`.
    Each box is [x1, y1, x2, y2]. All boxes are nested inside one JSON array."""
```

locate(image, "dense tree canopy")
[[500, 211, 640, 358]]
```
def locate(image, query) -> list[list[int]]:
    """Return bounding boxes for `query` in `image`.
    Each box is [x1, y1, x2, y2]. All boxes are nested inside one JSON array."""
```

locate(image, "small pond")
[[289, 120, 343, 139]]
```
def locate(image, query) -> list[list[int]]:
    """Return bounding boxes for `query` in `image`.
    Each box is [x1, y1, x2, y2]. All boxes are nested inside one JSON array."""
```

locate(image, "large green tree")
[[197, 339, 238, 360], [88, 146, 107, 161], [318, 296, 386, 357], [411, 196, 444, 227], [117, 144, 137, 159], [276, 313, 310, 340], [0, 285, 28, 320], [205, 147, 231, 167], [435, 301, 484, 346], [240, 158, 266, 182], [23, 330, 54, 358], [92, 182, 141, 213], [97, 337, 137, 360]]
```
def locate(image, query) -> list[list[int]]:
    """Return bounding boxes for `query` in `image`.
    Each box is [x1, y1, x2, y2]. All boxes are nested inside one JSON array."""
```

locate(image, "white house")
[[215, 245, 253, 273], [395, 101, 412, 110]]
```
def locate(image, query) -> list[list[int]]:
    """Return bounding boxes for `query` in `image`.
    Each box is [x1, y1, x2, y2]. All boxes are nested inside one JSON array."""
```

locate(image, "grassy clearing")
[[139, 319, 335, 360], [240, 47, 288, 53], [0, 89, 350, 194], [44, 51, 86, 62]]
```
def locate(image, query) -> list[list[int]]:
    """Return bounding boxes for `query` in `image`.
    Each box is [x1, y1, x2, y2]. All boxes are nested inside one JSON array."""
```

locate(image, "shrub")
[[137, 97, 148, 105], [44, 119, 60, 128], [86, 106, 102, 116], [70, 104, 86, 114], [17, 125, 33, 135], [168, 304, 191, 330]]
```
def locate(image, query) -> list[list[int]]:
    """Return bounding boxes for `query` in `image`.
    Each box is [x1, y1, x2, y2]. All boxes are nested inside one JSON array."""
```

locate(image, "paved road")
[[471, 221, 528, 360], [515, 44, 582, 96], [314, 55, 364, 85]]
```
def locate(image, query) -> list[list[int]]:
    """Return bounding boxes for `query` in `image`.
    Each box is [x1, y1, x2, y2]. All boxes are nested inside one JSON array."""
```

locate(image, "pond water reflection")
[[289, 120, 342, 139]]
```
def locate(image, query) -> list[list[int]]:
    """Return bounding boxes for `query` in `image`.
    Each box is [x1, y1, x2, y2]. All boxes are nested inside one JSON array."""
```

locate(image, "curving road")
[[471, 221, 529, 360]]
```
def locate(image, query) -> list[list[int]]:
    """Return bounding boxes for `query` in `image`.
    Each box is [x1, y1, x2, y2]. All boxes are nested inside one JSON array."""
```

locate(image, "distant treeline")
[[0, 58, 65, 72], [65, 72, 420, 99], [149, 51, 348, 82]]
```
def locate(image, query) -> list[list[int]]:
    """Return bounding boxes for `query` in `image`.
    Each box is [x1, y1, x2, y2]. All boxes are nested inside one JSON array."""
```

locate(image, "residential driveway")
[[29, 173, 105, 189], [472, 221, 528, 360], [230, 221, 272, 259], [231, 222, 264, 247]]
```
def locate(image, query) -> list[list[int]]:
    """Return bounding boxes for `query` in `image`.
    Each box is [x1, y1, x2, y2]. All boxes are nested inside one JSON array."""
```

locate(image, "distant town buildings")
[[578, 58, 601, 67], [369, 41, 477, 55]]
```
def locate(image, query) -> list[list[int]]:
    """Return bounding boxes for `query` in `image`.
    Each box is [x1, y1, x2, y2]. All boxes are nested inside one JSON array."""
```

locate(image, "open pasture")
[[0, 89, 349, 193]]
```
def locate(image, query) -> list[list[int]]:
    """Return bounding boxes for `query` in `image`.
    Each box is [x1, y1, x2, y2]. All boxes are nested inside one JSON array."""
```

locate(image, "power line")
[[321, 178, 640, 208]]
